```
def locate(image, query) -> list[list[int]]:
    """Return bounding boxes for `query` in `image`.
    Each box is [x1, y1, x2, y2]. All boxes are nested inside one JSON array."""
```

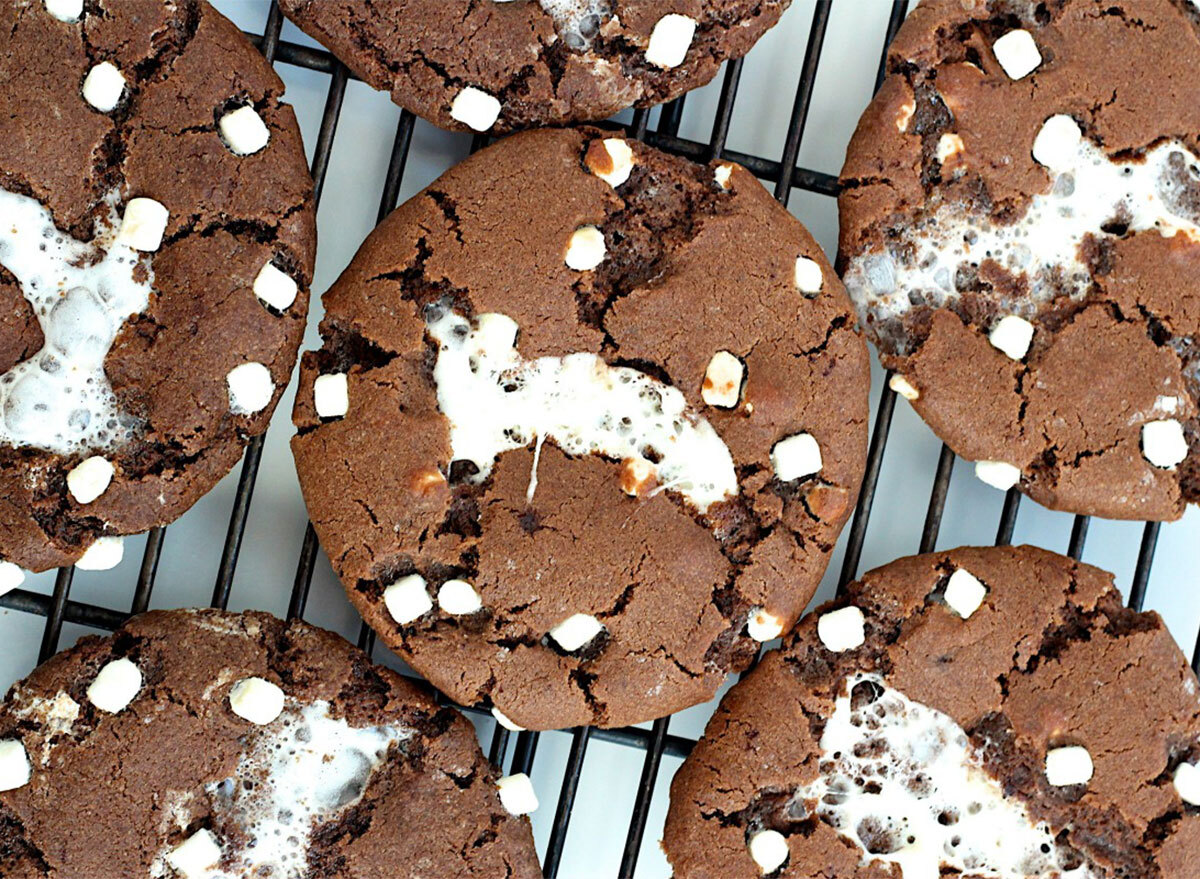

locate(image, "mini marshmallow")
[[714, 164, 736, 191], [492, 706, 525, 732], [1156, 395, 1181, 414], [1045, 745, 1093, 787], [989, 315, 1034, 360], [0, 740, 31, 792], [166, 829, 223, 879], [0, 561, 25, 597], [747, 829, 789, 874], [313, 373, 349, 419], [87, 657, 142, 713], [116, 197, 169, 252], [895, 100, 915, 132], [450, 86, 502, 131], [701, 351, 744, 408], [564, 225, 606, 271], [888, 374, 920, 401], [794, 256, 823, 295], [1173, 761, 1200, 806], [438, 578, 482, 615], [496, 772, 539, 815], [76, 536, 123, 571], [817, 606, 865, 653], [771, 433, 822, 482], [646, 13, 697, 68], [229, 677, 285, 725], [975, 460, 1021, 491], [82, 61, 125, 112], [943, 568, 987, 619], [1032, 115, 1082, 170], [747, 607, 783, 642], [383, 573, 433, 625], [227, 362, 274, 414], [589, 138, 635, 188], [475, 312, 519, 351], [253, 261, 298, 311], [45, 0, 83, 21], [218, 105, 270, 156], [936, 133, 964, 164], [1142, 419, 1188, 469], [67, 455, 114, 504], [620, 457, 656, 496], [992, 29, 1042, 80], [548, 613, 604, 652]]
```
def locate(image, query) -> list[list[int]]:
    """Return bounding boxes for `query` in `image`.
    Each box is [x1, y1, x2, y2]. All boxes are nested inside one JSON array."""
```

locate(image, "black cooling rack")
[[1, 2, 1196, 876]]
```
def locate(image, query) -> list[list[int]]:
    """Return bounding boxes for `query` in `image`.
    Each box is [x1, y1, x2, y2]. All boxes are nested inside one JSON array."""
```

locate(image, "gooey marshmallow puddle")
[[427, 305, 738, 513], [529, 1, 613, 50], [790, 674, 1094, 878], [844, 136, 1200, 354], [0, 188, 152, 453]]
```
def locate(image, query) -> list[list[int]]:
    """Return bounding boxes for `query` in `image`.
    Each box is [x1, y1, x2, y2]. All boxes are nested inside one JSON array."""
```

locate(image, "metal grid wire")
[[1, 2, 1196, 876]]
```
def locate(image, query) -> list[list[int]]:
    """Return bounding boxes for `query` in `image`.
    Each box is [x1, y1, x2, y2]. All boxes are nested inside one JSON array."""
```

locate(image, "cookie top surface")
[[664, 545, 1200, 879], [838, 0, 1200, 520], [277, 0, 791, 133], [291, 127, 870, 730], [0, 0, 316, 573], [0, 608, 540, 878]]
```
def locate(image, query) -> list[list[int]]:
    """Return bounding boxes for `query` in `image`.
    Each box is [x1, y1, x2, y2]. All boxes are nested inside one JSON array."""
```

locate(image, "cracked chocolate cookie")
[[0, 608, 541, 878], [291, 127, 870, 730], [0, 0, 316, 576], [664, 545, 1200, 878], [276, 0, 792, 133], [839, 0, 1200, 520]]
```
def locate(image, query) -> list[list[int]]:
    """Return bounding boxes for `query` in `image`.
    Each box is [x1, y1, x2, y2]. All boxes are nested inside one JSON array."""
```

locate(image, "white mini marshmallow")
[[944, 568, 987, 619], [701, 351, 744, 408], [747, 607, 783, 643], [227, 362, 274, 414], [1045, 745, 1093, 787], [714, 163, 734, 189], [895, 100, 915, 132], [76, 536, 123, 570], [1142, 419, 1188, 469], [817, 606, 865, 653], [45, 0, 83, 21], [496, 772, 539, 815], [771, 433, 822, 482], [116, 197, 169, 252], [438, 578, 482, 615], [67, 455, 114, 504], [87, 657, 142, 714], [747, 829, 789, 873], [888, 374, 920, 401], [253, 261, 298, 311], [936, 133, 964, 164], [313, 373, 349, 419], [646, 14, 697, 68], [794, 256, 823, 295], [0, 561, 25, 597], [975, 460, 1022, 490], [1156, 395, 1181, 414], [450, 86, 502, 131], [475, 312, 519, 351], [989, 315, 1035, 360], [82, 61, 125, 112], [590, 138, 635, 187], [492, 706, 525, 732], [1173, 761, 1200, 806], [383, 573, 433, 625], [1032, 114, 1082, 170], [564, 225, 606, 271], [229, 677, 285, 725], [219, 105, 270, 156], [0, 740, 31, 792], [548, 613, 604, 652], [992, 29, 1042, 79], [166, 829, 223, 879]]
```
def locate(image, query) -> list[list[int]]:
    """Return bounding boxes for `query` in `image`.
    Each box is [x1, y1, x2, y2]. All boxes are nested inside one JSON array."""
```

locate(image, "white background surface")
[[2, 2, 1198, 877]]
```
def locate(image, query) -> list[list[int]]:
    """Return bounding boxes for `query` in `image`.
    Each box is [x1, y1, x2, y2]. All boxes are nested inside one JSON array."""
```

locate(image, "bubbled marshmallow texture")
[[538, 0, 612, 50]]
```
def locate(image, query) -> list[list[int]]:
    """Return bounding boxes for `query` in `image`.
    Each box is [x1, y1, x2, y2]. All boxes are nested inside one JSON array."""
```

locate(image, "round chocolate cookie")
[[276, 0, 791, 133], [839, 0, 1200, 520], [0, 608, 541, 878], [664, 545, 1200, 878], [0, 0, 316, 575], [291, 127, 870, 730]]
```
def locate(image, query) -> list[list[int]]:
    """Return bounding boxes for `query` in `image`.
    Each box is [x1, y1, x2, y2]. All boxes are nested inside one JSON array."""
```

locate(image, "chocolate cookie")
[[0, 608, 541, 878], [664, 545, 1200, 878], [838, 0, 1200, 520], [276, 0, 791, 133], [291, 127, 870, 730], [0, 0, 316, 575]]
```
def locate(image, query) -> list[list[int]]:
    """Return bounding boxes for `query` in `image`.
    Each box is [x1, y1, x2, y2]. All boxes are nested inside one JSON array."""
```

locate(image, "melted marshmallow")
[[538, 0, 612, 50], [0, 189, 151, 453], [793, 674, 1094, 878], [845, 139, 1200, 353], [428, 306, 738, 513]]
